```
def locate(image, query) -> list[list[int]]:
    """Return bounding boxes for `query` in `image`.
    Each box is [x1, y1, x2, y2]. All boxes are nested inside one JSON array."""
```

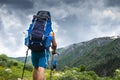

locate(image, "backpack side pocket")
[[45, 36, 52, 48]]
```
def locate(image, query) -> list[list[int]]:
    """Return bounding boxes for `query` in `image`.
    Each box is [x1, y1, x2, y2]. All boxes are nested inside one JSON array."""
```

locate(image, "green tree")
[[0, 54, 8, 67], [0, 54, 8, 62]]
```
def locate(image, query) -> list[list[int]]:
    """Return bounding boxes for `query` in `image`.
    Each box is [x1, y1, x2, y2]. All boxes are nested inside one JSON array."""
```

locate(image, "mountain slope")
[[10, 56, 31, 64], [57, 37, 114, 68], [57, 37, 120, 76]]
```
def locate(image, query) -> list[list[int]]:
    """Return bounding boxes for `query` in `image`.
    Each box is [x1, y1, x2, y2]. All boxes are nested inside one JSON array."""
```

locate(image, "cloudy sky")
[[0, 0, 120, 57]]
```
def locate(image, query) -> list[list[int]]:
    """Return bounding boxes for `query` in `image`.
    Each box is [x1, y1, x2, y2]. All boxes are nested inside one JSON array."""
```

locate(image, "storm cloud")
[[105, 0, 120, 7], [0, 0, 120, 57], [0, 0, 34, 9]]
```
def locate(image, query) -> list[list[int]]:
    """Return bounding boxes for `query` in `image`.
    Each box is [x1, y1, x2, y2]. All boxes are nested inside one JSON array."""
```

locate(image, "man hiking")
[[32, 30, 57, 80], [24, 11, 57, 80]]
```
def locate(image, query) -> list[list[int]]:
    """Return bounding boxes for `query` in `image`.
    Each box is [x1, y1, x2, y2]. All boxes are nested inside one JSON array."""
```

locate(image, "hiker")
[[32, 30, 57, 80], [24, 11, 57, 80]]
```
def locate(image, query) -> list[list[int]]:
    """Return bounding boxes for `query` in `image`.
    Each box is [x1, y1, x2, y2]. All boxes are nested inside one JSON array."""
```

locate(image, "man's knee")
[[38, 67, 45, 80]]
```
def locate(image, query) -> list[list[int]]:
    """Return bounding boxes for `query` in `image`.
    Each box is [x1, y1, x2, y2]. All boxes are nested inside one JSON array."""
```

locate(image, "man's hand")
[[52, 50, 56, 55]]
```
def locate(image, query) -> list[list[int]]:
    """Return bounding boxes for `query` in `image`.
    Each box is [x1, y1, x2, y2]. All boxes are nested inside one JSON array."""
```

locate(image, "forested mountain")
[[56, 36, 120, 76]]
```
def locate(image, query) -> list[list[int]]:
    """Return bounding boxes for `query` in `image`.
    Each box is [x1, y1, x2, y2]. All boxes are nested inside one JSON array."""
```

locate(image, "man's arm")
[[51, 31, 57, 54]]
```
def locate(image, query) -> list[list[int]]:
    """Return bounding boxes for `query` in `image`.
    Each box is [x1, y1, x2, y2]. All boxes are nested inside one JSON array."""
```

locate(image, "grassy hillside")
[[0, 54, 33, 80], [0, 53, 120, 80]]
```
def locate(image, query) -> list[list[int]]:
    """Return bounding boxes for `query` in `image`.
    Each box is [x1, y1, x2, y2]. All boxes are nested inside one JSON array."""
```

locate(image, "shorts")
[[31, 50, 49, 68]]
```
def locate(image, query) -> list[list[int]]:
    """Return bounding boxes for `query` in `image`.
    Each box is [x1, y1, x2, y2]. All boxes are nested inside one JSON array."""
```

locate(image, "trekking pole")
[[50, 54, 54, 80], [50, 52, 59, 80], [21, 48, 29, 80]]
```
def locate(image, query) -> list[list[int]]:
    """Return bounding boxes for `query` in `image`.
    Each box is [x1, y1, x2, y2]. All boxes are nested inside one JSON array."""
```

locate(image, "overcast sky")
[[0, 0, 120, 57]]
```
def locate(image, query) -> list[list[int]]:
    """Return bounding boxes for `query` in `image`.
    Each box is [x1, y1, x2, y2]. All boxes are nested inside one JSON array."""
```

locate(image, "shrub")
[[25, 63, 33, 72], [0, 61, 7, 67], [58, 71, 77, 80], [114, 69, 120, 80], [0, 54, 8, 62]]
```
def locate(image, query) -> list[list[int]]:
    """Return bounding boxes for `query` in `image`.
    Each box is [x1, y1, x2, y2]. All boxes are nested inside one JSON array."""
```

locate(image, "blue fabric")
[[53, 58, 57, 66], [25, 18, 52, 48], [24, 19, 34, 46], [31, 50, 49, 68], [44, 19, 52, 48], [28, 24, 33, 36], [45, 36, 52, 48], [45, 20, 52, 36], [28, 19, 34, 36], [28, 20, 52, 49]]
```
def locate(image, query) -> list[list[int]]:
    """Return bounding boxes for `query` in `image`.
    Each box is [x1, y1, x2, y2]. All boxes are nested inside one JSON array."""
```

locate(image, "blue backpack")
[[25, 11, 52, 52]]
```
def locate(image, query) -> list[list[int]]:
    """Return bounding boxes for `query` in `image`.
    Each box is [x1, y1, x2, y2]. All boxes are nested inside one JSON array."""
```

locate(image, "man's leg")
[[33, 68, 38, 80], [38, 67, 45, 80], [33, 67, 45, 80], [31, 51, 46, 80]]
